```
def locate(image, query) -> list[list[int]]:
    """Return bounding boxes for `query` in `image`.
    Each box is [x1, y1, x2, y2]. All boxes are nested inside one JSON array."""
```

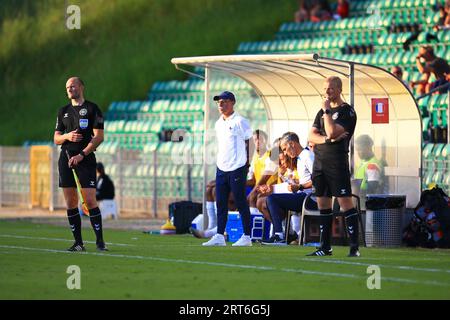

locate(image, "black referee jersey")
[[312, 102, 357, 160], [55, 100, 104, 153]]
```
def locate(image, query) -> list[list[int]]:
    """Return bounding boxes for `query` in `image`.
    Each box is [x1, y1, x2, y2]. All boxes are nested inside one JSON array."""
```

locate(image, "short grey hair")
[[280, 132, 299, 145]]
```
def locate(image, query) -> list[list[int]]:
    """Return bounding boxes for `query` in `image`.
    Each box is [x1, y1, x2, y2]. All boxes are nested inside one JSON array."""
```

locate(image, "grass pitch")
[[0, 219, 449, 300]]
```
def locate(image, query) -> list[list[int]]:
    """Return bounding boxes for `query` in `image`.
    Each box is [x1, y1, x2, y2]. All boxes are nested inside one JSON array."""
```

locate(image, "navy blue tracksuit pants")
[[216, 165, 251, 236], [266, 192, 307, 234]]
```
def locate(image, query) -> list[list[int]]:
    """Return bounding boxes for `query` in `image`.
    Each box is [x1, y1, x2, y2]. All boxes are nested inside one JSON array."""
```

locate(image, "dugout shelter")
[[172, 53, 421, 208]]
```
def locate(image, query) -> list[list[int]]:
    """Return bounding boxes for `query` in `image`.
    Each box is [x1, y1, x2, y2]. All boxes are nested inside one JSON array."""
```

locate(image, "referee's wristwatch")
[[324, 109, 331, 115], [299, 184, 304, 191], [79, 150, 86, 158]]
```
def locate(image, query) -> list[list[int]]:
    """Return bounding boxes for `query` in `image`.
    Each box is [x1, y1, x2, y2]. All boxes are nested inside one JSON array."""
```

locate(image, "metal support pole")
[[49, 146, 54, 211], [187, 163, 192, 202], [202, 66, 211, 230], [153, 150, 158, 218], [349, 62, 355, 176], [117, 150, 123, 217]]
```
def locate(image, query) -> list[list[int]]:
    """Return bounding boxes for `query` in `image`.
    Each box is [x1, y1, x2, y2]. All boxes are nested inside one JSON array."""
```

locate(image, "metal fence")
[[0, 145, 208, 218], [0, 147, 31, 208]]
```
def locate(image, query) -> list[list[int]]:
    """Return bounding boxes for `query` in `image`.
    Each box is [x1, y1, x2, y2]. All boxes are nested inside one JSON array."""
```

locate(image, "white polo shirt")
[[215, 111, 253, 172], [297, 147, 314, 194]]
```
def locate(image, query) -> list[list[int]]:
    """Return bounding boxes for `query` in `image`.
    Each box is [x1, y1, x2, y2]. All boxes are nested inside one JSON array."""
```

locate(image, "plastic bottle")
[[286, 169, 294, 184]]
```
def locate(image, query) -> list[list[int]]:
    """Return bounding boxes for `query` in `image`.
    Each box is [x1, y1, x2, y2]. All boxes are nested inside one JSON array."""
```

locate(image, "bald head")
[[67, 77, 84, 86], [324, 76, 343, 102], [66, 77, 85, 101], [326, 76, 342, 90]]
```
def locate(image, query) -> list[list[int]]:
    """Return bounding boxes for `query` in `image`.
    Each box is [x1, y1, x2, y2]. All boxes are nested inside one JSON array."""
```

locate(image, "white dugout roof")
[[172, 54, 422, 208]]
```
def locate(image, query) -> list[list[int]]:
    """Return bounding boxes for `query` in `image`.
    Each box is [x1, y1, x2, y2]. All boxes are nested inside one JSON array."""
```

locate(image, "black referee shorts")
[[58, 150, 97, 189], [312, 157, 352, 198]]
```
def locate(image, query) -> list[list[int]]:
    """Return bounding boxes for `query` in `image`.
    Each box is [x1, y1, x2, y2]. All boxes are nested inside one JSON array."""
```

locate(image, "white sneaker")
[[232, 234, 252, 247], [202, 234, 226, 246]]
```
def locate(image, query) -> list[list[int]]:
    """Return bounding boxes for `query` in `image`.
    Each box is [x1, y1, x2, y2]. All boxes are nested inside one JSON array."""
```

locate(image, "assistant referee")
[[54, 77, 107, 252]]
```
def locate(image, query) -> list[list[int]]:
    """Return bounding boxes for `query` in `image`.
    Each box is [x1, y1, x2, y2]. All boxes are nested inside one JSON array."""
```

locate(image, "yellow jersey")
[[250, 151, 270, 182]]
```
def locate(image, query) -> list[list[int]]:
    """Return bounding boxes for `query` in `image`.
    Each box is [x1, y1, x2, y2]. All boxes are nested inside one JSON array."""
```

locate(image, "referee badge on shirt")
[[332, 112, 339, 120], [79, 118, 89, 129], [79, 108, 87, 116]]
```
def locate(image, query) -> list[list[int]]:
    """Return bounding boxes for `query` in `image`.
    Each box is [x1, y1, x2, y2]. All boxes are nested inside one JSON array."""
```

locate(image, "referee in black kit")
[[54, 77, 107, 252], [307, 76, 360, 257]]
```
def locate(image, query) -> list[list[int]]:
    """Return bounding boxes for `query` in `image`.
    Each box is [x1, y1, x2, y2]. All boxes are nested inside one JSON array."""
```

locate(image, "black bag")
[[169, 201, 202, 234], [402, 187, 450, 248]]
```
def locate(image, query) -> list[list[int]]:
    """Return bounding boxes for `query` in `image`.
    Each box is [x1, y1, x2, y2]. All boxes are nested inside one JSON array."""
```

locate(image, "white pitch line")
[[299, 257, 450, 274], [0, 234, 134, 247], [1, 244, 449, 288]]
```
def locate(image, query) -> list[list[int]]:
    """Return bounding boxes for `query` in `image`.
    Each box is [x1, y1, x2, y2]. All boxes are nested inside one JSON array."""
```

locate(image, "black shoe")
[[67, 243, 85, 252], [306, 248, 333, 256], [348, 247, 360, 257], [96, 241, 109, 251], [261, 234, 286, 246]]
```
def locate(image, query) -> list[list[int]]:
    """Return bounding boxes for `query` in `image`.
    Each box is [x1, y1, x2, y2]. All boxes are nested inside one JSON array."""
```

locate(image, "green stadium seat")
[[439, 143, 450, 170], [425, 11, 441, 26], [432, 170, 445, 187], [417, 94, 430, 115], [443, 171, 450, 194], [433, 143, 446, 167], [386, 52, 397, 66], [422, 168, 435, 189], [423, 117, 431, 141], [404, 0, 414, 8], [422, 143, 435, 169]]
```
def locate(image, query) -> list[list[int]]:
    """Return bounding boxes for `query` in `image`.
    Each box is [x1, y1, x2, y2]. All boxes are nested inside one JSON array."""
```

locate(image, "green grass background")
[[0, 0, 296, 145], [1, 220, 449, 300]]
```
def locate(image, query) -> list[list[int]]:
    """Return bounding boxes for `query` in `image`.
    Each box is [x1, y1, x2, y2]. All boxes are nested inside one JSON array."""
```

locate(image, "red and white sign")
[[371, 98, 389, 124]]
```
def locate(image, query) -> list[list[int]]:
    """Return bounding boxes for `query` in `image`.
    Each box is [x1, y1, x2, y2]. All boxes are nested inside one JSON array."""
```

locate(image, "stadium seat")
[[443, 170, 450, 194], [422, 168, 435, 189], [423, 117, 431, 141], [422, 143, 435, 169], [433, 143, 446, 169], [440, 143, 450, 170], [432, 170, 445, 187]]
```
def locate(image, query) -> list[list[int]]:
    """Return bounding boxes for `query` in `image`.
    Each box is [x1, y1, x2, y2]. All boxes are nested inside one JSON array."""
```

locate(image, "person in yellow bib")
[[247, 130, 273, 215], [354, 135, 384, 200]]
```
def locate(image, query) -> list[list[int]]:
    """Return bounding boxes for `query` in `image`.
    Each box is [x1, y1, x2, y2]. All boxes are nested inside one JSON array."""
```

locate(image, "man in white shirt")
[[262, 132, 314, 245], [203, 91, 254, 247]]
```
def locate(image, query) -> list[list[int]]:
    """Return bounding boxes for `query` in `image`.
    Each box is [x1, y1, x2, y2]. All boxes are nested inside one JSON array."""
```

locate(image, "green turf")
[[0, 219, 449, 300]]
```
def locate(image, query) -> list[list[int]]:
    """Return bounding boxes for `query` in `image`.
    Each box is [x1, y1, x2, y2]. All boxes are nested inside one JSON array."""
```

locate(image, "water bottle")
[[286, 169, 294, 184]]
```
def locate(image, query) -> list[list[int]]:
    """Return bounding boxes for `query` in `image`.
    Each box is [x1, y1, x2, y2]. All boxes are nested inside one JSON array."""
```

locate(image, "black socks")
[[344, 208, 359, 249], [67, 208, 82, 244], [89, 207, 104, 244], [319, 208, 333, 251]]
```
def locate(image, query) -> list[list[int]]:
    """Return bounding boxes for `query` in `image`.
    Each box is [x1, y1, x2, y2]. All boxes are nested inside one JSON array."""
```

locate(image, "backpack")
[[402, 187, 450, 248], [169, 201, 202, 234]]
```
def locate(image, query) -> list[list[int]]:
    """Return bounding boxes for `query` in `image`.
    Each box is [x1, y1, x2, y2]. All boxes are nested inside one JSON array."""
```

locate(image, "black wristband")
[[299, 184, 304, 191], [79, 150, 86, 157]]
